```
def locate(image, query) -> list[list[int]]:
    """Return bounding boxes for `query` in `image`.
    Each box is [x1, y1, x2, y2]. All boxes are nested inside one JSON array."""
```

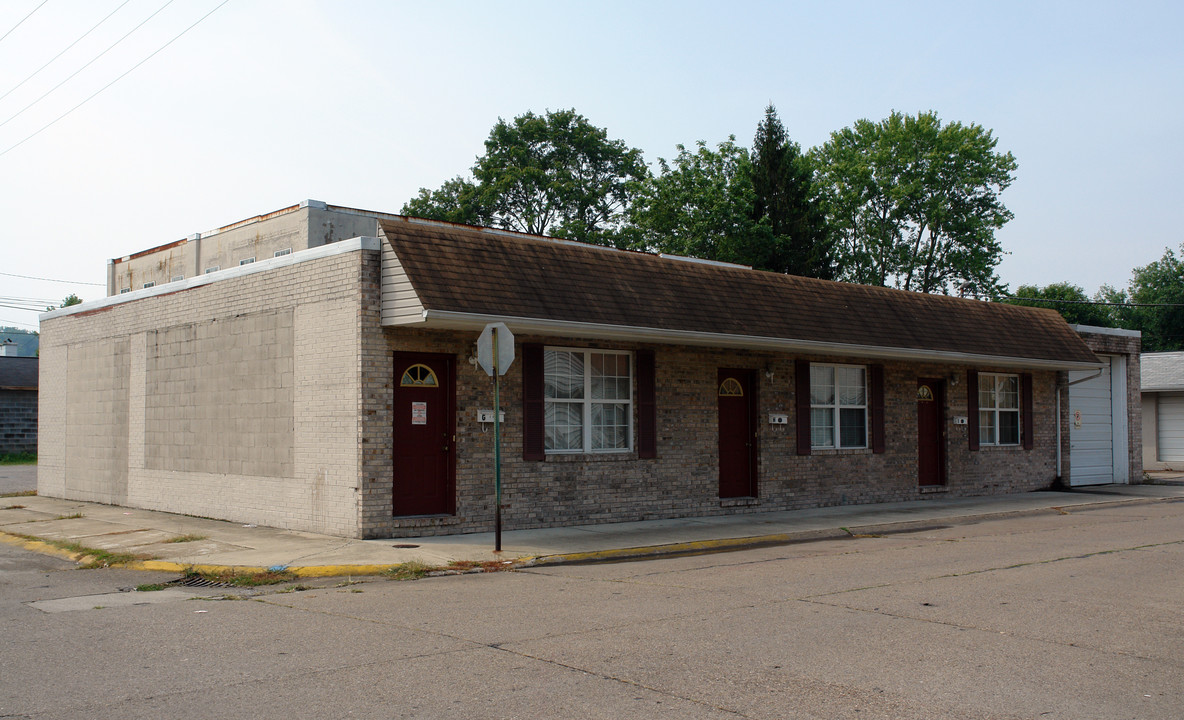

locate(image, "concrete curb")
[[4, 492, 1180, 576], [0, 531, 89, 562], [520, 495, 1183, 568], [0, 531, 412, 577]]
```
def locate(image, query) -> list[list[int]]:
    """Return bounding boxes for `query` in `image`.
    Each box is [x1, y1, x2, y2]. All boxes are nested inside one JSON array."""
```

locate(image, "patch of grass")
[[0, 452, 35, 465], [448, 559, 515, 573], [186, 568, 297, 587], [385, 560, 431, 581], [164, 534, 207, 543], [15, 535, 147, 568], [53, 513, 84, 520], [1, 490, 36, 498], [136, 583, 169, 592]]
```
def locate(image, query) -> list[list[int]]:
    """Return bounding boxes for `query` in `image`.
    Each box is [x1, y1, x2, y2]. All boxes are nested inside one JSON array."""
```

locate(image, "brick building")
[[38, 203, 1137, 538]]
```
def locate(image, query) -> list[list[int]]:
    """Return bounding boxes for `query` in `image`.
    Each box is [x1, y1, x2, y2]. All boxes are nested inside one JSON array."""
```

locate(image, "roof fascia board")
[[43, 237, 381, 322], [419, 310, 1103, 371], [1141, 386, 1184, 393]]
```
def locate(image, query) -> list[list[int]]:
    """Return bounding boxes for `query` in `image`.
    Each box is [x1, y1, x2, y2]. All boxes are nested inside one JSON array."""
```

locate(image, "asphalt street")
[[0, 463, 35, 495], [2, 499, 1181, 719]]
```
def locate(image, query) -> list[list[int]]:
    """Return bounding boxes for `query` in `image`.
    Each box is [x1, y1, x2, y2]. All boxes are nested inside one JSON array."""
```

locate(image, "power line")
[[0, 318, 40, 330], [0, 0, 49, 45], [0, 0, 134, 104], [0, 295, 58, 305], [0, 302, 55, 312], [0, 0, 177, 129], [1000, 295, 1184, 309], [0, 0, 229, 158], [0, 270, 103, 286]]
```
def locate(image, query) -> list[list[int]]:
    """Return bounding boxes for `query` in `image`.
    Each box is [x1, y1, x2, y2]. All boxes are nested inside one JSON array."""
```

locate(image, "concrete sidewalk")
[[3, 484, 1182, 577]]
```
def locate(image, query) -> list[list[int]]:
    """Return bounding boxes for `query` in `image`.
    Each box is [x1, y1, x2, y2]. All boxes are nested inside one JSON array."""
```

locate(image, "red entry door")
[[917, 379, 946, 487], [393, 352, 455, 516], [718, 369, 757, 498]]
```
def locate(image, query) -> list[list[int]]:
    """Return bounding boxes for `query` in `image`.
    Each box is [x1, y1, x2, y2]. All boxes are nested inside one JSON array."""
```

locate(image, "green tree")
[[402, 109, 649, 247], [812, 111, 1017, 295], [1125, 244, 1184, 351], [1006, 282, 1113, 327], [750, 104, 834, 278], [45, 294, 82, 312], [401, 176, 487, 226], [627, 138, 766, 265]]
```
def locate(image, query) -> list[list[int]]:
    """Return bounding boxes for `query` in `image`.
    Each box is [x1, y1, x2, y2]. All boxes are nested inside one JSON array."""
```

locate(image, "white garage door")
[[1158, 393, 1184, 462], [1069, 355, 1128, 485]]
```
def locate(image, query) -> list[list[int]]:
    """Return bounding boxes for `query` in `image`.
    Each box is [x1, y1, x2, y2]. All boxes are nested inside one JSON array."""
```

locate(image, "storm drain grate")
[[392, 544, 420, 549], [166, 576, 236, 589]]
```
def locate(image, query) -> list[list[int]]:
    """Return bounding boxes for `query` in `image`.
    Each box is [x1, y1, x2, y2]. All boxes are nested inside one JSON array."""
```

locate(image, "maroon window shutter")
[[522, 343, 545, 461], [1021, 373, 1034, 450], [795, 359, 811, 455], [636, 350, 657, 458], [869, 364, 885, 453], [967, 370, 980, 451]]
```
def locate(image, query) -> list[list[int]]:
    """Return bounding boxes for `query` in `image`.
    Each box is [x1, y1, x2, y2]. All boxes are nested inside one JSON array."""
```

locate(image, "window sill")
[[544, 452, 639, 463], [809, 447, 872, 455], [918, 485, 949, 494]]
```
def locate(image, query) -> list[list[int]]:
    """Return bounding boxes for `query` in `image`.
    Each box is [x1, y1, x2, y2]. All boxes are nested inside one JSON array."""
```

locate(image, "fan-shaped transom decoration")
[[917, 384, 934, 401], [719, 377, 744, 397], [401, 364, 439, 387]]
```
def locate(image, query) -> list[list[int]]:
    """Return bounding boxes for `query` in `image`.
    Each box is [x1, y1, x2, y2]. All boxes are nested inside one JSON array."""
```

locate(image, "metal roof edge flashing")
[[418, 310, 1101, 371], [1070, 324, 1141, 338], [658, 253, 752, 270], [43, 237, 379, 321]]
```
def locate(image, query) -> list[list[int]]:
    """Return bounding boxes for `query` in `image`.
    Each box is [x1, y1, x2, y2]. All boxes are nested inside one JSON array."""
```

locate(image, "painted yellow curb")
[[523, 530, 843, 567], [0, 531, 432, 577], [0, 531, 88, 561]]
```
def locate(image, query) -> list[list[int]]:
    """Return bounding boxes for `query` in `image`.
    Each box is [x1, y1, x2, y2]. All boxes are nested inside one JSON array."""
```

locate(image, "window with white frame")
[[274, 248, 292, 257], [810, 364, 867, 448], [239, 257, 255, 266], [142, 281, 155, 289], [544, 348, 632, 453], [979, 373, 1020, 445]]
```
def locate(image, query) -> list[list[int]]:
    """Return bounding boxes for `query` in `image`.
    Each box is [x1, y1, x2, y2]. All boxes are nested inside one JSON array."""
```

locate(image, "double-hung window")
[[544, 349, 632, 453], [810, 364, 867, 449], [978, 373, 1020, 445]]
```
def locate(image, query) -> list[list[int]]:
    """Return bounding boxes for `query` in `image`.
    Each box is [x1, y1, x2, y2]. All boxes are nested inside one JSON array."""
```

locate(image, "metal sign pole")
[[493, 327, 502, 552]]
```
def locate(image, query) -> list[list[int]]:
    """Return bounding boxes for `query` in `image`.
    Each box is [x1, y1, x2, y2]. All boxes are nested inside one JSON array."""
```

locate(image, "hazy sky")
[[2, 0, 1181, 332]]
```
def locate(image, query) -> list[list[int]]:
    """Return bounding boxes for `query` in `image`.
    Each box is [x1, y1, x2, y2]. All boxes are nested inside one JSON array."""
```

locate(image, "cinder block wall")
[[372, 329, 1063, 538], [39, 246, 375, 537], [0, 389, 38, 454]]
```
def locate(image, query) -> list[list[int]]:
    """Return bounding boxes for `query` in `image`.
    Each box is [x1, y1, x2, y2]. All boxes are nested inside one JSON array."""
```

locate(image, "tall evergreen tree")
[[749, 105, 834, 279]]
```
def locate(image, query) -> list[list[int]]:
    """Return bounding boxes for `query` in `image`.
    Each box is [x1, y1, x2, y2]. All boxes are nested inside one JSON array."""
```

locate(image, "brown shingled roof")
[[381, 218, 1099, 367]]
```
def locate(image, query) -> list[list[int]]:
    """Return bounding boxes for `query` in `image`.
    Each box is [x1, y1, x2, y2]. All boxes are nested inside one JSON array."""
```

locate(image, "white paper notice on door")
[[412, 402, 427, 425]]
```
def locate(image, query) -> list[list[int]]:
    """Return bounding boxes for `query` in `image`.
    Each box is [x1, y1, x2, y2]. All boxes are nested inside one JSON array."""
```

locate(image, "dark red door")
[[917, 379, 946, 487], [718, 369, 757, 498], [393, 352, 455, 516]]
